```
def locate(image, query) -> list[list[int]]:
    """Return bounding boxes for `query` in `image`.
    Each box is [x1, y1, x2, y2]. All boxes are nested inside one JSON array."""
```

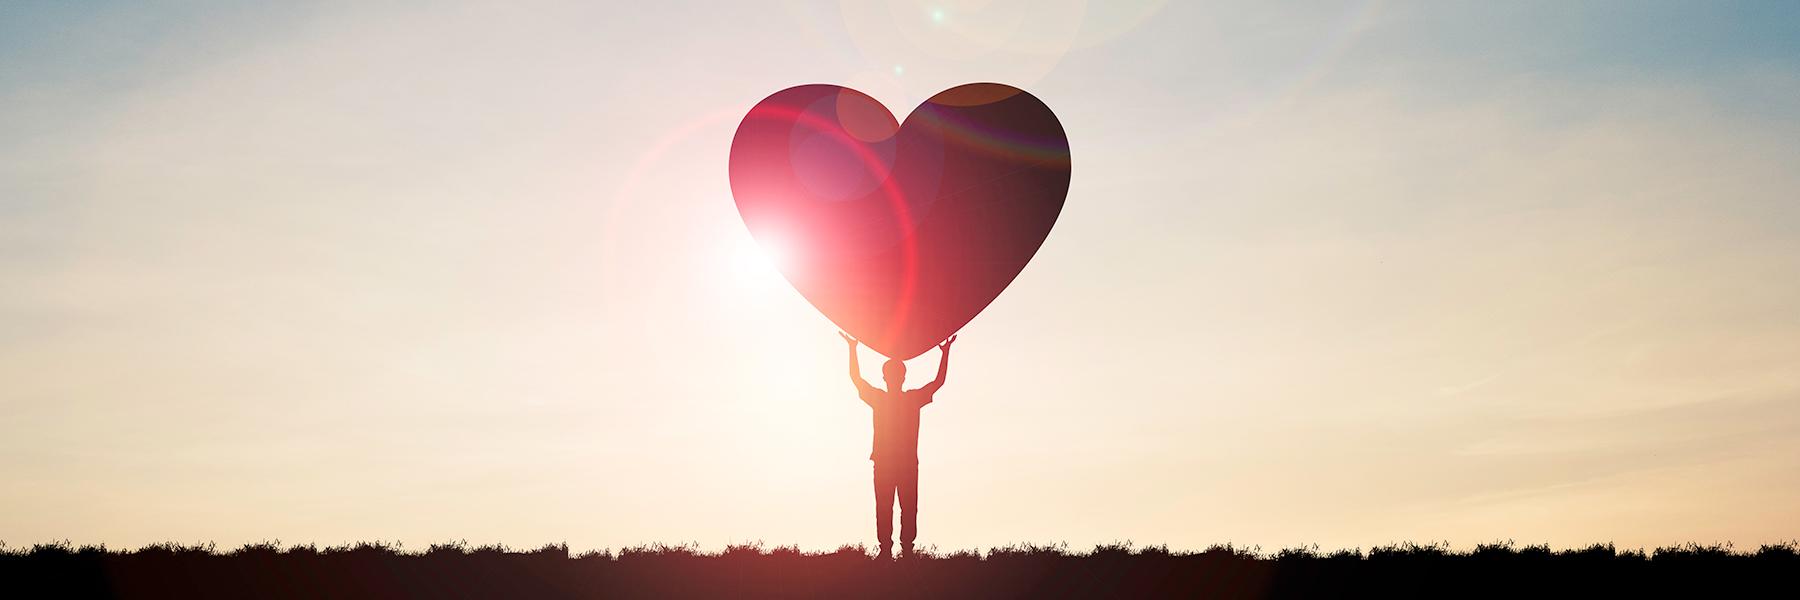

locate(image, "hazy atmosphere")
[[4, 1, 1799, 553]]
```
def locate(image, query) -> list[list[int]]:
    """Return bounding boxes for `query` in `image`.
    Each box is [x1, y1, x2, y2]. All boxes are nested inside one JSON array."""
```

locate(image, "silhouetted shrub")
[[227, 540, 284, 558], [1195, 542, 1259, 561], [1556, 543, 1616, 561], [1754, 541, 1798, 560], [1274, 544, 1321, 561], [1369, 541, 1451, 560], [1653, 542, 1734, 560], [2, 539, 1794, 598]]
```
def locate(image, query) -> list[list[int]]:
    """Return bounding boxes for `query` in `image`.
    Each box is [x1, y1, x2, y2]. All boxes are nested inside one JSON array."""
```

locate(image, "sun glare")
[[727, 233, 790, 291]]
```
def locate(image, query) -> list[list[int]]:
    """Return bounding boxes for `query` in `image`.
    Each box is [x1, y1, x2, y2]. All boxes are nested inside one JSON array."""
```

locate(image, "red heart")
[[729, 83, 1070, 359]]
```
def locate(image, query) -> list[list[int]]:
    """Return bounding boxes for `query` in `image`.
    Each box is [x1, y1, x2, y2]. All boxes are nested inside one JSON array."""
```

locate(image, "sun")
[[726, 232, 791, 292]]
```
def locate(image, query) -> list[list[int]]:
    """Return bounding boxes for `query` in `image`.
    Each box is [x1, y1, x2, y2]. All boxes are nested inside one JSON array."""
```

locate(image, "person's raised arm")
[[841, 332, 877, 401], [920, 335, 956, 395]]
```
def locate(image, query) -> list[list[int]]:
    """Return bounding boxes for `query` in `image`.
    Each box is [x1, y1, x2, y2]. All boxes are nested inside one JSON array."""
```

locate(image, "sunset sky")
[[4, 1, 1799, 553]]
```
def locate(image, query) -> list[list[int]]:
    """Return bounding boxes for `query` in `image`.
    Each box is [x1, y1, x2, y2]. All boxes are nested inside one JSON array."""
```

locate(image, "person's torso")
[[870, 390, 926, 464]]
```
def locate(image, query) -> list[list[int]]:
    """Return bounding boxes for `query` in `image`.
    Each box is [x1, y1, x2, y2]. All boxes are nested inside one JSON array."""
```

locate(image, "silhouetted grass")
[[3, 539, 1794, 598]]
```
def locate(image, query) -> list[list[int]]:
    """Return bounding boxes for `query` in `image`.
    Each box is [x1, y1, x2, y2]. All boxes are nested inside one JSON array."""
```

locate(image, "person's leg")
[[897, 465, 919, 556], [873, 464, 896, 557]]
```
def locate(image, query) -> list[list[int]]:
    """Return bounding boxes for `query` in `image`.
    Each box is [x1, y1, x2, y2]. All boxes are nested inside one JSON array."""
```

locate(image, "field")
[[5, 540, 1796, 598]]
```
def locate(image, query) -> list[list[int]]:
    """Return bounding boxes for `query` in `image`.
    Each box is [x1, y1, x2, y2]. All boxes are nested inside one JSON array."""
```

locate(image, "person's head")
[[881, 358, 906, 390]]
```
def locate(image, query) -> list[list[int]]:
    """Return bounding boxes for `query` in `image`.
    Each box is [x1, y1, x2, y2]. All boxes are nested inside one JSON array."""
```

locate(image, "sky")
[[3, 0, 1799, 553]]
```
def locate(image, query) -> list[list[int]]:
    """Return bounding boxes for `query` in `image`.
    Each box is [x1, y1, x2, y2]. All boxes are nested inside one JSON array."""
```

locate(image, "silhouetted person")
[[841, 332, 955, 560]]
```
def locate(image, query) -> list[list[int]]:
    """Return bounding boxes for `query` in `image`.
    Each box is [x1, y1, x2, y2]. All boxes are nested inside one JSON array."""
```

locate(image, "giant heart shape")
[[729, 83, 1070, 359]]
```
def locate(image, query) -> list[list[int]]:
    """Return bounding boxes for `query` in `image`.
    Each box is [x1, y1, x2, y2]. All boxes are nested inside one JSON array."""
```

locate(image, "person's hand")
[[939, 334, 957, 352], [840, 332, 858, 348]]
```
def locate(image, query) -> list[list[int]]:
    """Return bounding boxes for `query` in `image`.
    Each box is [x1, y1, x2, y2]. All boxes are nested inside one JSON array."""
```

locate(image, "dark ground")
[[4, 540, 1795, 599]]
